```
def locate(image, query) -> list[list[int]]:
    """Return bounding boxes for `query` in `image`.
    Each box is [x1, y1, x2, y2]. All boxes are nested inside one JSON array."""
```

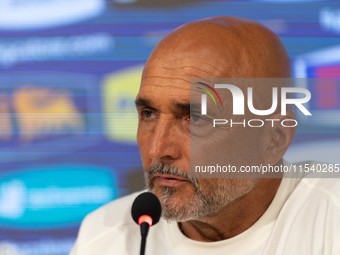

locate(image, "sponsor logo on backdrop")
[[0, 165, 117, 228], [0, 85, 84, 143], [0, 239, 75, 255], [103, 65, 143, 143], [320, 7, 340, 34], [0, 0, 105, 30], [0, 34, 114, 67], [0, 73, 100, 163], [14, 87, 84, 142]]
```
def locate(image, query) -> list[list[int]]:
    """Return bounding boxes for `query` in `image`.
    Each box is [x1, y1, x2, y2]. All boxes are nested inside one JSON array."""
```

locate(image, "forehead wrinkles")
[[139, 85, 190, 97], [142, 56, 228, 83]]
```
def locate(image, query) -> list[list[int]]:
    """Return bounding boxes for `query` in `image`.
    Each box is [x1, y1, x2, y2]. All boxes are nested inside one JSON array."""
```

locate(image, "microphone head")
[[131, 192, 162, 226]]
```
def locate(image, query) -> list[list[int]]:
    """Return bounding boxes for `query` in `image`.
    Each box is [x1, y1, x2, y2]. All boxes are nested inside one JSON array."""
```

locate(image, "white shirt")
[[69, 161, 340, 255]]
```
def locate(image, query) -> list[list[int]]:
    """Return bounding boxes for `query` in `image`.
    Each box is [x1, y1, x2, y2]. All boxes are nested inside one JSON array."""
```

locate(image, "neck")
[[179, 177, 282, 242]]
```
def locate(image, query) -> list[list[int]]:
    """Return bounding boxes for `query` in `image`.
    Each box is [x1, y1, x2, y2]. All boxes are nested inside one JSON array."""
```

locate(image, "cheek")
[[197, 178, 227, 191], [197, 178, 254, 199], [190, 130, 263, 180], [191, 134, 241, 174], [137, 128, 152, 167]]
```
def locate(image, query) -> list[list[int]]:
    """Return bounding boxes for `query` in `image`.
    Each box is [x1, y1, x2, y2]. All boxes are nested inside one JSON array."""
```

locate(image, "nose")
[[148, 115, 182, 163]]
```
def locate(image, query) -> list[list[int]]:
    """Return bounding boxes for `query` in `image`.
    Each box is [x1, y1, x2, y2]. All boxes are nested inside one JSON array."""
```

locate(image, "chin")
[[154, 185, 200, 222]]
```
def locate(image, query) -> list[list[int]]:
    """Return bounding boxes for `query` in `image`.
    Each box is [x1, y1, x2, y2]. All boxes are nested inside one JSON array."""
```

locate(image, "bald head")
[[143, 16, 290, 79]]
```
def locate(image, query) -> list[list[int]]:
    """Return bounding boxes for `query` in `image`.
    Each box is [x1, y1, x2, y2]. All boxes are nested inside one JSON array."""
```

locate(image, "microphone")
[[131, 192, 162, 255]]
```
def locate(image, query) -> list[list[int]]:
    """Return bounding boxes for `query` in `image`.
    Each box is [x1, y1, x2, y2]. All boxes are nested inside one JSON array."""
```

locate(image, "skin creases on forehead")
[[142, 30, 234, 83]]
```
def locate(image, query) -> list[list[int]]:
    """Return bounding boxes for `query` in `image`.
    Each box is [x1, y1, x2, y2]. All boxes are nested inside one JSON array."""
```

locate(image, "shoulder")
[[75, 190, 146, 248]]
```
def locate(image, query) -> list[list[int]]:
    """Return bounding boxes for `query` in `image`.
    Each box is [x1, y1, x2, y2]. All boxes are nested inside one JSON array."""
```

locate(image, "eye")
[[185, 112, 214, 137], [143, 110, 153, 118], [140, 109, 158, 120], [190, 113, 209, 126]]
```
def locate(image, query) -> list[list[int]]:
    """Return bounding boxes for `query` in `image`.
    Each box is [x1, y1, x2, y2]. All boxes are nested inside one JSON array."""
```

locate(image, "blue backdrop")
[[0, 0, 339, 254]]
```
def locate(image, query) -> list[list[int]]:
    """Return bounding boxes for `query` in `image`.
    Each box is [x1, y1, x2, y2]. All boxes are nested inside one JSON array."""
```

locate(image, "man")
[[70, 16, 340, 255]]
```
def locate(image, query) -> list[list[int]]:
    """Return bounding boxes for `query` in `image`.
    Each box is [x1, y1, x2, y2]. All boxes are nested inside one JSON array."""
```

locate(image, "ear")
[[264, 110, 297, 165]]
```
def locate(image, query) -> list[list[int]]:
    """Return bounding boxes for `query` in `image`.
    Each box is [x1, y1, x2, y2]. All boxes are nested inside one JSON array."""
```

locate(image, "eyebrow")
[[189, 103, 201, 112], [173, 102, 202, 113], [173, 102, 190, 112], [135, 97, 201, 113], [135, 97, 153, 108]]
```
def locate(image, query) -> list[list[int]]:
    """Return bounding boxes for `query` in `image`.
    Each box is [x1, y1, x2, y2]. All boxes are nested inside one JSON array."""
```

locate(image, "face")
[[136, 50, 262, 222]]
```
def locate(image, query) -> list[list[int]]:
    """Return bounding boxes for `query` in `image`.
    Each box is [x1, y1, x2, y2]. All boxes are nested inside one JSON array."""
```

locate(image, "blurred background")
[[0, 0, 339, 254]]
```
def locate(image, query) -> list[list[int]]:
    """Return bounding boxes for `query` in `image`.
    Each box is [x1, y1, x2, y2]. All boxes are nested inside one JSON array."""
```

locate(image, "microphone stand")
[[140, 222, 150, 255]]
